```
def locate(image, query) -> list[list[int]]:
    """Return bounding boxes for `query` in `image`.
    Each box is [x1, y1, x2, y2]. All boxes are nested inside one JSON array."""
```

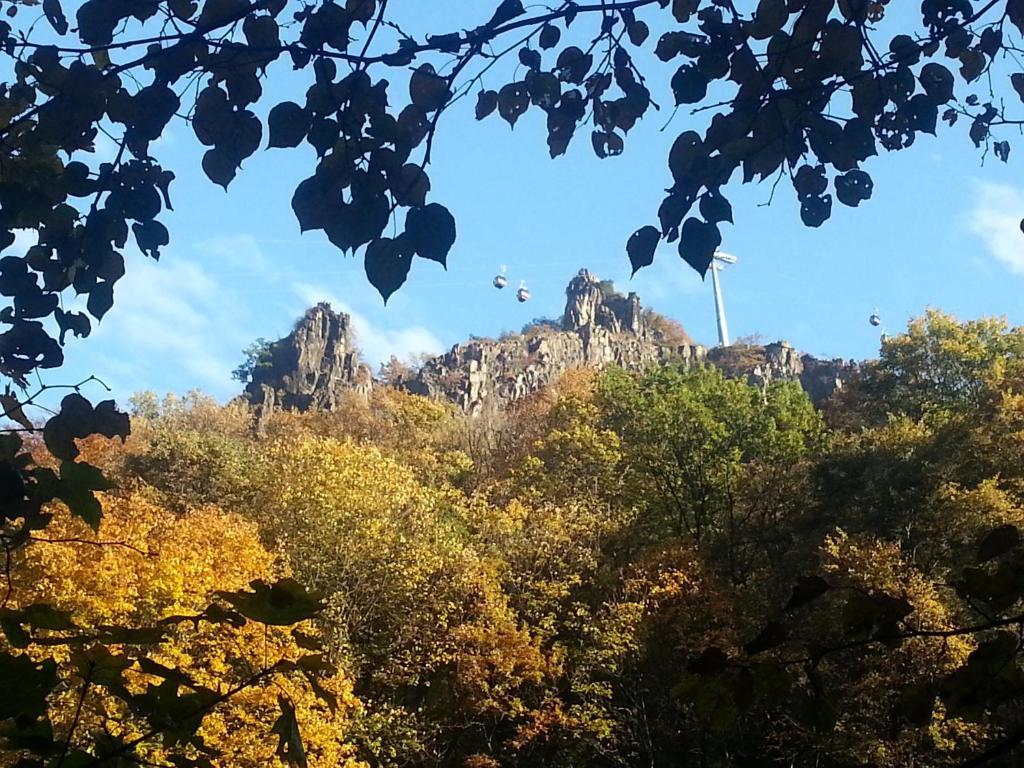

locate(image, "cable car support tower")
[[711, 251, 736, 347]]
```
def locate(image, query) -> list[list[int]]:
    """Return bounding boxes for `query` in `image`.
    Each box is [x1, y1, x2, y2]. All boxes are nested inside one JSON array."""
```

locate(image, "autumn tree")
[[1, 482, 351, 767], [239, 433, 549, 764], [675, 315, 1024, 767], [838, 309, 1024, 426]]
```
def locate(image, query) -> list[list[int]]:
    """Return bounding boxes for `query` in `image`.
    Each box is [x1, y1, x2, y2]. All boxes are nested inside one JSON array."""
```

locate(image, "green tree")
[[509, 391, 624, 506], [840, 309, 1024, 425], [597, 365, 822, 581], [232, 338, 274, 384]]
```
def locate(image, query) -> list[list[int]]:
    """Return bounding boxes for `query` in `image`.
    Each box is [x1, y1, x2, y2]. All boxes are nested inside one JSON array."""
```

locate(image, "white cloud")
[[968, 182, 1024, 275], [79, 251, 252, 399], [54, 230, 444, 401], [291, 282, 444, 369]]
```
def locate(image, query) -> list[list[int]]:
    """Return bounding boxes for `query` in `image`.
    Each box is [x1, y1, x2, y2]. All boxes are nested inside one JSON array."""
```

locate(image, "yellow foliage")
[[4, 492, 362, 768], [251, 433, 553, 761], [815, 530, 985, 765]]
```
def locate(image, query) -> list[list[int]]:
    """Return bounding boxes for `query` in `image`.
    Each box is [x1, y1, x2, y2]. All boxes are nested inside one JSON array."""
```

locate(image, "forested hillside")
[[5, 309, 1024, 767]]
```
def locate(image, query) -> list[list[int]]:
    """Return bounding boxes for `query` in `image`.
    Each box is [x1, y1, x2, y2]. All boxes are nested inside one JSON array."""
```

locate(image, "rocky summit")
[[242, 302, 373, 420], [241, 269, 860, 418]]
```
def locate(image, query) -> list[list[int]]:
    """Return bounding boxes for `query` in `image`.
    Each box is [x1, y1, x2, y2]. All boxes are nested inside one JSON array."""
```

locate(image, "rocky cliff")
[[241, 270, 859, 418], [242, 303, 372, 419], [401, 270, 706, 414], [706, 341, 860, 405]]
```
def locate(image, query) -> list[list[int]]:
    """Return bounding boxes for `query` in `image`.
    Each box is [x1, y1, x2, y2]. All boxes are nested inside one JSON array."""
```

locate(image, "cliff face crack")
[[239, 270, 860, 419]]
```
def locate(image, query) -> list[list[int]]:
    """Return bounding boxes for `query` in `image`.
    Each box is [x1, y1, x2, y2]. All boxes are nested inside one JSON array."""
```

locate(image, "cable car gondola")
[[493, 265, 507, 289], [516, 281, 530, 303]]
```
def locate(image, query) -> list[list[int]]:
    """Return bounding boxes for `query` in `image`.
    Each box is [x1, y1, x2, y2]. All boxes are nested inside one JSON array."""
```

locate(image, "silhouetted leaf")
[[130, 84, 181, 143], [72, 644, 131, 687], [834, 169, 873, 207], [198, 0, 247, 28], [672, 0, 698, 22], [217, 579, 323, 626], [800, 194, 832, 227], [475, 90, 498, 120], [85, 279, 114, 320], [555, 46, 592, 84], [958, 564, 1021, 609], [169, 0, 197, 21], [538, 23, 561, 50], [0, 653, 58, 719], [1010, 0, 1024, 35], [132, 220, 170, 259], [940, 632, 1023, 718], [668, 130, 704, 182], [751, 0, 787, 39], [655, 31, 706, 61], [627, 225, 659, 275], [919, 63, 954, 103], [498, 82, 529, 126], [409, 64, 450, 112], [959, 49, 985, 83], [627, 20, 649, 46], [202, 147, 238, 190], [406, 203, 456, 265], [42, 0, 68, 34], [292, 174, 336, 233], [487, 0, 525, 27], [97, 625, 167, 644], [271, 696, 307, 767], [1013, 73, 1024, 103], [391, 164, 430, 207], [689, 646, 729, 675], [678, 217, 720, 276], [794, 164, 828, 200], [699, 190, 733, 224], [57, 460, 112, 529], [745, 620, 788, 655], [268, 102, 311, 149], [671, 64, 707, 104], [785, 575, 831, 610], [43, 394, 128, 461], [518, 47, 541, 71], [977, 524, 1021, 562], [364, 237, 412, 303], [897, 682, 936, 726], [0, 390, 32, 431], [347, 0, 377, 24], [591, 130, 623, 158]]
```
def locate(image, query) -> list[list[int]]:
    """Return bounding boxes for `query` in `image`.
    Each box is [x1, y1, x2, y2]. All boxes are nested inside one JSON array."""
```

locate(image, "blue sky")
[[35, 3, 1024, 405]]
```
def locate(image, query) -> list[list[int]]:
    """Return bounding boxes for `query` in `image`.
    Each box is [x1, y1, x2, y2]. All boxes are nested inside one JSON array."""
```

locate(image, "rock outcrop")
[[401, 270, 705, 415], [242, 303, 372, 419], [239, 270, 860, 419], [707, 341, 860, 404], [402, 269, 858, 414]]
